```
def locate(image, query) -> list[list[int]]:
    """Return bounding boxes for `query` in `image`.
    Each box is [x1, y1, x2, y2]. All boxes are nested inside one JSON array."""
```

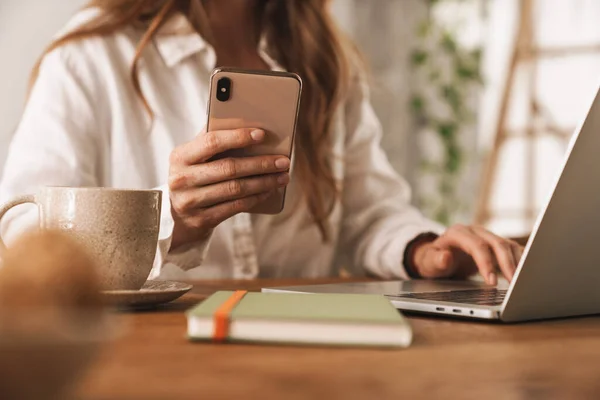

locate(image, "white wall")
[[0, 0, 84, 177], [332, 0, 426, 184]]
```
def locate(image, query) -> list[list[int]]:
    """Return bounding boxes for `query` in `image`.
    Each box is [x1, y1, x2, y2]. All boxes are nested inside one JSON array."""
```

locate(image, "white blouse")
[[0, 10, 444, 280]]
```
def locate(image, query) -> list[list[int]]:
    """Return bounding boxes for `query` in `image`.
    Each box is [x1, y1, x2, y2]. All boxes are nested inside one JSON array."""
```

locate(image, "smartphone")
[[206, 67, 303, 214]]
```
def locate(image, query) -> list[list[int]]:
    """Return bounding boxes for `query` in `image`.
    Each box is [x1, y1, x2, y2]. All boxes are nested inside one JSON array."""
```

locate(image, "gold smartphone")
[[206, 67, 303, 214]]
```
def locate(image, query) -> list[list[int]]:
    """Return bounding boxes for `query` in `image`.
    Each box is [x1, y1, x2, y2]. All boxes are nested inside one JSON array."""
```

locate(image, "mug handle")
[[0, 195, 36, 252]]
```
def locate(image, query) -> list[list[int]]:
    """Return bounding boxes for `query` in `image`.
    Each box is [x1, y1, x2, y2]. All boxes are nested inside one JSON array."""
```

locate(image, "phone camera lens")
[[216, 77, 232, 102]]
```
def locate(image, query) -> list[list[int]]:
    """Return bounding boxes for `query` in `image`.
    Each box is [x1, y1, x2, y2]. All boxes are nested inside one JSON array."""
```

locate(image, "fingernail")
[[277, 173, 290, 186], [488, 272, 497, 286], [250, 129, 265, 141], [275, 157, 290, 170]]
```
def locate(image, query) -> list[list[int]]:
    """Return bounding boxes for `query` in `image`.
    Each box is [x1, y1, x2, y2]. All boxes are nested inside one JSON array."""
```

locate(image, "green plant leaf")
[[441, 31, 458, 54], [428, 69, 441, 82], [441, 84, 463, 114], [411, 49, 429, 66], [417, 21, 432, 38], [435, 208, 451, 226], [410, 95, 425, 114], [436, 121, 458, 139], [470, 48, 483, 63], [446, 144, 463, 174], [455, 55, 483, 83]]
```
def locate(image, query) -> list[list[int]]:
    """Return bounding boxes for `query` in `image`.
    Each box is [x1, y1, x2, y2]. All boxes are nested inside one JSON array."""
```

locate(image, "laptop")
[[263, 86, 600, 323]]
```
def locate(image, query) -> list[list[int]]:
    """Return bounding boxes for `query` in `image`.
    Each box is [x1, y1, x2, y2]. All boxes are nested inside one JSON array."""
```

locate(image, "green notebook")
[[186, 291, 412, 348]]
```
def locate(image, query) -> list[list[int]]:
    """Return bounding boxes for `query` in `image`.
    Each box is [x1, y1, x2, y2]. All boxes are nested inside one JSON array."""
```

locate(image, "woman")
[[0, 0, 522, 283]]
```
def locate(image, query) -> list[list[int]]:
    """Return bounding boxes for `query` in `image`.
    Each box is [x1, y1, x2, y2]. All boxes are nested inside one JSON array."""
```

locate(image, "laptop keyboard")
[[389, 289, 507, 306]]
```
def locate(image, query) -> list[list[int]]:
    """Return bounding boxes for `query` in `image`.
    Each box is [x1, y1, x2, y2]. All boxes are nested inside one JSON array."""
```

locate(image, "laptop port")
[[436, 307, 445, 312], [453, 309, 462, 313]]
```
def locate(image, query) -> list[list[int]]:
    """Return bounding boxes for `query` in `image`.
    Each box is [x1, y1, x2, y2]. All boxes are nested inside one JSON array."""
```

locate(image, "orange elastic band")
[[213, 290, 248, 342]]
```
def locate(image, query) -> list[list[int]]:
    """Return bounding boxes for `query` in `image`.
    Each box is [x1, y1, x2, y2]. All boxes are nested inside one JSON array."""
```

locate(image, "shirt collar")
[[153, 12, 283, 72], [153, 12, 212, 69]]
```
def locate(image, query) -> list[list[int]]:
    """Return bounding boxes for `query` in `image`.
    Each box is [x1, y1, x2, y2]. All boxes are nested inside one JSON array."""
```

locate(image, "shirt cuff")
[[403, 232, 440, 278], [149, 184, 213, 279], [378, 223, 446, 280]]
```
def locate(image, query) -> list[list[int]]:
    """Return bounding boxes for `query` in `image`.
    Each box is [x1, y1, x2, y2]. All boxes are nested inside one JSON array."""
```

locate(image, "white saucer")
[[102, 280, 193, 309]]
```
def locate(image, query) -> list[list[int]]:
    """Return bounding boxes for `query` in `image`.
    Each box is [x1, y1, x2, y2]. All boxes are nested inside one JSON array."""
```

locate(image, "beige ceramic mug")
[[0, 187, 162, 291]]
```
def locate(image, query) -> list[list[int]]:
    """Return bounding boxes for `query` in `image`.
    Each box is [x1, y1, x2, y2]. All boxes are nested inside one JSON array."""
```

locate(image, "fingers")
[[195, 191, 274, 229], [513, 242, 525, 262], [172, 173, 289, 212], [471, 226, 518, 282], [170, 128, 265, 165], [169, 156, 290, 190], [511, 242, 525, 272], [436, 225, 497, 285], [417, 244, 455, 278]]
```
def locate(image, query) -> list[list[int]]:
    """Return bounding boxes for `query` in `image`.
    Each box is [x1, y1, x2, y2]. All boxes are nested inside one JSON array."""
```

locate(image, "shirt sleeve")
[[0, 48, 212, 278], [340, 78, 446, 279], [148, 183, 213, 279], [0, 49, 101, 246]]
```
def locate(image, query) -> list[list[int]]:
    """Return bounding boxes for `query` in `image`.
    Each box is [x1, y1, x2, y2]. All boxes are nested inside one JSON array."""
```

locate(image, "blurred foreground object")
[[0, 230, 111, 400]]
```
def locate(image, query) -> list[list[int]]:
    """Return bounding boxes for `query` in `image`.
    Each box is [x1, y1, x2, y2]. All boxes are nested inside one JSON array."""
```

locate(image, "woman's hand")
[[168, 128, 290, 250], [411, 225, 525, 285]]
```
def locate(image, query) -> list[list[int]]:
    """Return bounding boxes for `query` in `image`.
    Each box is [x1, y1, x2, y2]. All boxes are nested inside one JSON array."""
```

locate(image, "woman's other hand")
[[411, 225, 525, 285], [168, 128, 290, 250]]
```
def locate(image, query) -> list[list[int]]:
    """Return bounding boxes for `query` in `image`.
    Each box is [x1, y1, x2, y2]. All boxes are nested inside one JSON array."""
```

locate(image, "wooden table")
[[75, 279, 600, 400]]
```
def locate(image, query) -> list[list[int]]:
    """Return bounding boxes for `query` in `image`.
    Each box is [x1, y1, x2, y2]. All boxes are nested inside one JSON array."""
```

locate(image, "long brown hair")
[[30, 0, 361, 240]]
